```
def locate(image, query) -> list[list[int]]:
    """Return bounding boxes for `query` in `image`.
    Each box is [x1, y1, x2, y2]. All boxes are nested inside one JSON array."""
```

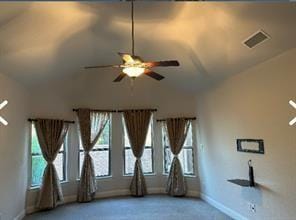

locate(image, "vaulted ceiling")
[[0, 2, 296, 92]]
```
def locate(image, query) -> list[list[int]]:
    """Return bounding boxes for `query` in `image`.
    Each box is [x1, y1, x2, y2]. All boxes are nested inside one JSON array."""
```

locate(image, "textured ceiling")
[[0, 2, 296, 91]]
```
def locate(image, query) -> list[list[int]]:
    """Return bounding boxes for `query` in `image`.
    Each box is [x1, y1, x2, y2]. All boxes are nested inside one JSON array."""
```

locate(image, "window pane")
[[179, 148, 194, 175], [164, 148, 194, 175], [142, 148, 153, 173], [79, 152, 84, 174], [31, 153, 65, 187], [79, 136, 83, 150], [79, 118, 111, 177], [123, 119, 131, 147], [80, 151, 109, 177], [125, 148, 153, 175], [54, 153, 65, 181], [145, 122, 152, 146], [184, 123, 193, 146], [163, 122, 194, 175], [31, 155, 46, 186], [31, 124, 42, 155], [79, 120, 110, 150], [164, 147, 173, 173], [124, 149, 135, 175], [31, 124, 66, 186], [94, 121, 110, 149], [92, 151, 109, 176]]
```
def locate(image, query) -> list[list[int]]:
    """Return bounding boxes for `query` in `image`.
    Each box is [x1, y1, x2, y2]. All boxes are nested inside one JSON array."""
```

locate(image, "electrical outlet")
[[248, 203, 256, 213]]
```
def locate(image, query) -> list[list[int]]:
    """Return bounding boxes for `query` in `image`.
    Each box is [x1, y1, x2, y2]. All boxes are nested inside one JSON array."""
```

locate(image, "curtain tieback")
[[47, 161, 54, 165], [85, 151, 90, 155]]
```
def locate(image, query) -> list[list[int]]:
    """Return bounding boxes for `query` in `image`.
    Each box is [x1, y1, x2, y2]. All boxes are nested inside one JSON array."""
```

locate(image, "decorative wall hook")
[[248, 160, 255, 187]]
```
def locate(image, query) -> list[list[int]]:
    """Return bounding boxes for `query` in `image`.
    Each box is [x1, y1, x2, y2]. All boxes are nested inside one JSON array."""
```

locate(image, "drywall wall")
[[0, 73, 29, 220], [197, 48, 296, 219], [25, 71, 199, 210]]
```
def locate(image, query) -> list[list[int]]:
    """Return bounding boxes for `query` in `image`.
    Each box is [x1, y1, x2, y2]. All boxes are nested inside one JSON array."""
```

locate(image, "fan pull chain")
[[130, 77, 136, 95]]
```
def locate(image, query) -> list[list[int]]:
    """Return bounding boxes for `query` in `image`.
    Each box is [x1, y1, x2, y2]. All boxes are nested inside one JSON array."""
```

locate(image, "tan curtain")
[[77, 109, 110, 202], [123, 110, 152, 196], [35, 119, 69, 210], [165, 118, 190, 196]]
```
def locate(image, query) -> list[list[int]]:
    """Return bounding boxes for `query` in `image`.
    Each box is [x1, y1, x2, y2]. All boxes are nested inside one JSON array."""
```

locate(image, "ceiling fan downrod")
[[131, 0, 135, 56]]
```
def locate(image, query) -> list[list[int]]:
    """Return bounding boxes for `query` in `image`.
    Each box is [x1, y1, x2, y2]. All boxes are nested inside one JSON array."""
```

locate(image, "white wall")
[[26, 71, 199, 211], [197, 48, 296, 220], [0, 73, 29, 220]]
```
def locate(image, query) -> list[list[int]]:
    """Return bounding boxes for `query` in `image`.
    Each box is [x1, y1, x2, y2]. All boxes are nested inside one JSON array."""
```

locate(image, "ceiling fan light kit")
[[122, 67, 145, 78], [84, 0, 180, 82]]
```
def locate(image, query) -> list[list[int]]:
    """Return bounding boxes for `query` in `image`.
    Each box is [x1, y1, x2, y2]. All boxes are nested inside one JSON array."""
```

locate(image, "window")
[[163, 122, 194, 176], [31, 124, 66, 187], [123, 116, 154, 175], [79, 118, 111, 177]]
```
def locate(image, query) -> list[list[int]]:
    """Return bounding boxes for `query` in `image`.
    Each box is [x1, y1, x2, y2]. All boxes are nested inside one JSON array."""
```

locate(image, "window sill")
[[76, 175, 112, 182], [184, 175, 196, 178], [96, 175, 112, 180], [162, 173, 196, 178], [123, 173, 156, 177], [29, 180, 69, 191]]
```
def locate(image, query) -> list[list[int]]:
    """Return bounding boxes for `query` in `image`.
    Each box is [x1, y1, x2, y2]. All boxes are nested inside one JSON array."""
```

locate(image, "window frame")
[[122, 115, 155, 176], [163, 122, 195, 176], [78, 117, 112, 178], [30, 123, 67, 188]]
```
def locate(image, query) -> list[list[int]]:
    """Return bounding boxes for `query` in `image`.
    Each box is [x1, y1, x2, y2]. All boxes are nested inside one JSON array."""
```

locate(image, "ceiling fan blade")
[[113, 73, 126, 82], [144, 70, 164, 81], [84, 65, 120, 69], [144, 60, 180, 68], [118, 53, 143, 63], [118, 53, 134, 63]]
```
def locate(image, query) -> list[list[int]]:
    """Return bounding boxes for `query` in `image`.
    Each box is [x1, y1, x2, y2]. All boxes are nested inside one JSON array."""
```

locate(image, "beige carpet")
[[24, 195, 232, 220]]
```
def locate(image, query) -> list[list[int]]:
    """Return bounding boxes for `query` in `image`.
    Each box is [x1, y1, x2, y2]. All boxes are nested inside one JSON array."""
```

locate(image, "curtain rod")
[[156, 117, 196, 122], [72, 109, 116, 113], [117, 108, 157, 113], [28, 119, 75, 124]]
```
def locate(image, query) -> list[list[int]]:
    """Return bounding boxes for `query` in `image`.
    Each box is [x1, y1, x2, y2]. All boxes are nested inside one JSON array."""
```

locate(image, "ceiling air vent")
[[243, 30, 270, 49]]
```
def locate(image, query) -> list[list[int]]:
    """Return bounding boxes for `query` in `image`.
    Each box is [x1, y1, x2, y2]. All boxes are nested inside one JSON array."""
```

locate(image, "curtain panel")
[[123, 110, 152, 196], [77, 109, 110, 202], [165, 118, 190, 196], [35, 119, 69, 210]]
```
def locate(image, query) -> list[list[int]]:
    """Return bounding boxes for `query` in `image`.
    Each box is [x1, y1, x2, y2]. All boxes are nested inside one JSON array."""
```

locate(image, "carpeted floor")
[[24, 195, 232, 220]]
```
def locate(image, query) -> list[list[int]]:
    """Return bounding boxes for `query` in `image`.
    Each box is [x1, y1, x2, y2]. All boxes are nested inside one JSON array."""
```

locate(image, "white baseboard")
[[26, 188, 199, 215], [200, 193, 248, 220], [148, 187, 165, 194], [14, 209, 26, 220], [26, 206, 36, 215], [187, 190, 200, 197]]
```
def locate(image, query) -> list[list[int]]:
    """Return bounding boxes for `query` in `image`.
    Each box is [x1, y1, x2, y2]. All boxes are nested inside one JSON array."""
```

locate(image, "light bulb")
[[123, 67, 145, 78]]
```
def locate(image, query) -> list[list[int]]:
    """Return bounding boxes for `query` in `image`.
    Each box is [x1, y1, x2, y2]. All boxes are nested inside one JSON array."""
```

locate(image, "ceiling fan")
[[84, 0, 180, 82]]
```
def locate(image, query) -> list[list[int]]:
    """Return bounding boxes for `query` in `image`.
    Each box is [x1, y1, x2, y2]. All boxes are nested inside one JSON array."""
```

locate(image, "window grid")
[[78, 119, 111, 178], [123, 146, 154, 175], [31, 124, 66, 187], [163, 123, 195, 176], [123, 116, 154, 175]]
